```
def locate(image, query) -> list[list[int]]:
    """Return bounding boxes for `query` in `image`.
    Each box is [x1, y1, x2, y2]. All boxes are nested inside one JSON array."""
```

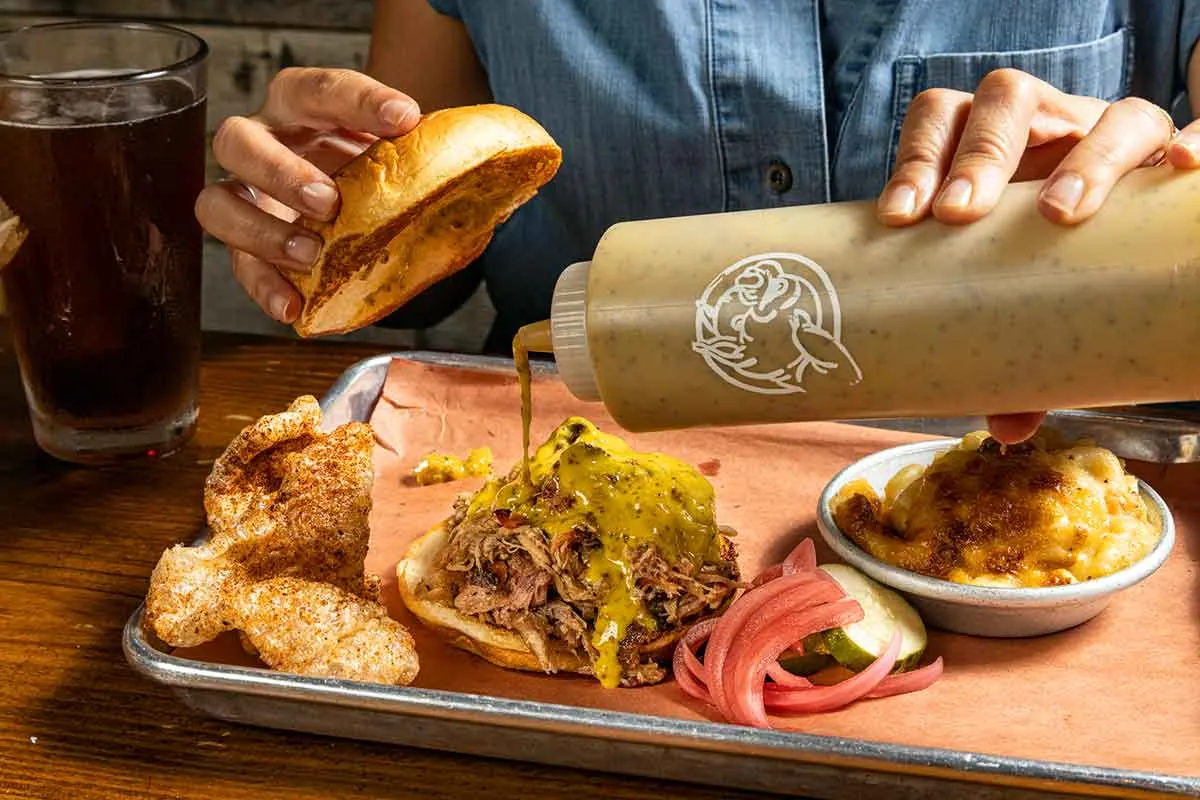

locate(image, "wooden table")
[[0, 328, 773, 800]]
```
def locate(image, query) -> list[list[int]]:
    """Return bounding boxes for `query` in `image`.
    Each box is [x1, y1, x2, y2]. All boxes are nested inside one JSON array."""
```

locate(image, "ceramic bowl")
[[815, 439, 1175, 637]]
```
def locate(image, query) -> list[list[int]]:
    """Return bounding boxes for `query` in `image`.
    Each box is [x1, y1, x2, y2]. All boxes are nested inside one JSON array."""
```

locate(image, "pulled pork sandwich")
[[397, 417, 741, 688]]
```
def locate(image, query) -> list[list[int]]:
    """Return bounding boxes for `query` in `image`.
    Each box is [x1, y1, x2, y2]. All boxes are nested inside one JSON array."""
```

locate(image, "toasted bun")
[[397, 521, 591, 675], [396, 521, 737, 680], [289, 104, 562, 337]]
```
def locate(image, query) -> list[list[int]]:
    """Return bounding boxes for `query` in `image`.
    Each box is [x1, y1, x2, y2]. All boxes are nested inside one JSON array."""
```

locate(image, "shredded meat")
[[633, 546, 740, 630], [452, 550, 551, 615], [428, 493, 740, 685], [540, 600, 591, 654], [616, 622, 666, 685]]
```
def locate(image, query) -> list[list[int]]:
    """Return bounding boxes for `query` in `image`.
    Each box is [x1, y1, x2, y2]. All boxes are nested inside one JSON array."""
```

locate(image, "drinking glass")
[[0, 21, 209, 464]]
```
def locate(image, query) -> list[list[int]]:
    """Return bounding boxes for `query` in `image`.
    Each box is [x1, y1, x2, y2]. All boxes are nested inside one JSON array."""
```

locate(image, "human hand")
[[876, 69, 1191, 443], [876, 68, 1186, 228], [194, 68, 421, 323]]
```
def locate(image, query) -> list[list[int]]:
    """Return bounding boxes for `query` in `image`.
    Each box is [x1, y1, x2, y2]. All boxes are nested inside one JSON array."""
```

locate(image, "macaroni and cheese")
[[832, 432, 1160, 588]]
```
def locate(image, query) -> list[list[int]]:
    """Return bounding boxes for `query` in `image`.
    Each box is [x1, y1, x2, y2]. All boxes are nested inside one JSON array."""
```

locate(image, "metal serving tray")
[[123, 351, 1200, 800]]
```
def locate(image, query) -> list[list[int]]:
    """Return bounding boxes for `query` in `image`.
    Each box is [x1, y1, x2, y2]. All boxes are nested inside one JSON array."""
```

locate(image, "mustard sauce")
[[466, 417, 724, 688], [512, 320, 553, 483], [412, 447, 493, 485]]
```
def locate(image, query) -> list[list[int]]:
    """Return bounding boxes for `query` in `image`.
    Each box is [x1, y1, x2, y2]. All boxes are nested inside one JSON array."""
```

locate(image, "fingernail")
[[1039, 172, 1085, 216], [269, 294, 294, 323], [878, 183, 917, 218], [935, 177, 973, 210], [299, 182, 338, 218], [285, 233, 322, 266], [380, 99, 419, 129]]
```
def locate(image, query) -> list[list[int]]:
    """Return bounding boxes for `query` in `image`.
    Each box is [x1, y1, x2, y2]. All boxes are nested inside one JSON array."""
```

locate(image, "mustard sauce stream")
[[502, 323, 724, 687], [512, 320, 553, 484]]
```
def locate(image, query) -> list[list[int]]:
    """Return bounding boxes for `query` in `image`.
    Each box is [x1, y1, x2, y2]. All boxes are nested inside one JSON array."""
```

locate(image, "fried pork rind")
[[144, 395, 418, 685], [232, 577, 418, 685], [202, 394, 375, 593]]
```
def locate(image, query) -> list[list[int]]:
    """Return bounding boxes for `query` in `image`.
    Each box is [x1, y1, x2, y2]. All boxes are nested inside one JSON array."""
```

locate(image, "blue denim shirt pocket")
[[886, 27, 1133, 176]]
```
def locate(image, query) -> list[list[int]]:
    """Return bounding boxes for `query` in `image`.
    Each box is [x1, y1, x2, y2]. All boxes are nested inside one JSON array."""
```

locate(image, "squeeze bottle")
[[547, 165, 1200, 433]]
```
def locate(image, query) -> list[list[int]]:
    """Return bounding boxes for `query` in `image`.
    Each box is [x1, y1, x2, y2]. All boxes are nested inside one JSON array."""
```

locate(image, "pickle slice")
[[777, 650, 834, 677], [815, 564, 927, 673]]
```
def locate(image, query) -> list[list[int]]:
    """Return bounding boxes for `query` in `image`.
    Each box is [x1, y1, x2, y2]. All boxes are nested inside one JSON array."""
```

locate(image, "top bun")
[[288, 104, 562, 337]]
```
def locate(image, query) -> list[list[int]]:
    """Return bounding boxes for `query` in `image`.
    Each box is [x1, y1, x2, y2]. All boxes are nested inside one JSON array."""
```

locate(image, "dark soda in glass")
[[0, 22, 209, 463]]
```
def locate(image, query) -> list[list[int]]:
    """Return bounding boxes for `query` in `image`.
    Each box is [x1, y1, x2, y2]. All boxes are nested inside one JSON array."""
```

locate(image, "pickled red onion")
[[672, 537, 943, 728], [762, 630, 901, 714], [782, 537, 817, 574], [705, 571, 838, 720], [749, 563, 783, 588], [673, 649, 712, 704], [765, 662, 813, 689], [864, 656, 944, 698], [672, 618, 717, 704], [719, 585, 854, 725], [727, 598, 864, 727]]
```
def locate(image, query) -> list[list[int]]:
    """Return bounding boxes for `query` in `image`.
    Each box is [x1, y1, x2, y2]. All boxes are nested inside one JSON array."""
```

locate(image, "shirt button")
[[767, 160, 793, 194]]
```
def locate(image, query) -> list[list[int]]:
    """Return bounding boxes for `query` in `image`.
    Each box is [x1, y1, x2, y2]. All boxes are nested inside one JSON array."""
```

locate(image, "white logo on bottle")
[[692, 252, 862, 395]]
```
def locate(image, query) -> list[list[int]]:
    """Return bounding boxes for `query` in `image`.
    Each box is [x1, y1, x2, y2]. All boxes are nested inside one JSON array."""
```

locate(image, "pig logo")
[[692, 252, 862, 395]]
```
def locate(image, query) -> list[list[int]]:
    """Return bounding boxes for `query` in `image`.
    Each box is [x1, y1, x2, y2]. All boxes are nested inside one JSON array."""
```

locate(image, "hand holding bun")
[[195, 66, 561, 331], [288, 104, 562, 337]]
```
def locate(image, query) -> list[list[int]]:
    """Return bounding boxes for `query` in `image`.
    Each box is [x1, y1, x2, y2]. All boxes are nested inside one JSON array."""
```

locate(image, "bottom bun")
[[397, 522, 590, 675], [397, 522, 717, 680]]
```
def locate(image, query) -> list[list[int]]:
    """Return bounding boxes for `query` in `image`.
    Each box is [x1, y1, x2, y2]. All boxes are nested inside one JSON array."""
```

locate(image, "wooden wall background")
[[0, 1, 496, 352]]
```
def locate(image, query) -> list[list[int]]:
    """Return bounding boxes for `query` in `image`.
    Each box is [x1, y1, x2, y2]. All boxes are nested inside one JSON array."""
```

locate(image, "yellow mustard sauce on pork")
[[466, 416, 729, 687], [832, 431, 1160, 588]]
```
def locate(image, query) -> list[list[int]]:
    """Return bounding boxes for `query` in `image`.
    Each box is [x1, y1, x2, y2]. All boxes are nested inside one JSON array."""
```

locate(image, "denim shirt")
[[418, 0, 1200, 350]]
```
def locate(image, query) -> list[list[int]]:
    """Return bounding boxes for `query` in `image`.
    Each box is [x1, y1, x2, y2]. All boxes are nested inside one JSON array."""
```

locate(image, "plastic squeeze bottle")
[[546, 164, 1200, 433]]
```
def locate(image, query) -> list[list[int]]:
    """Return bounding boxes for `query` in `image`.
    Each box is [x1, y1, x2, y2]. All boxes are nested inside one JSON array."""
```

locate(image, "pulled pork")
[[423, 493, 740, 686]]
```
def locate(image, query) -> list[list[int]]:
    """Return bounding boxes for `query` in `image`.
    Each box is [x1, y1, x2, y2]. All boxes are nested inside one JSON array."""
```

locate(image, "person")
[[194, 0, 1200, 443]]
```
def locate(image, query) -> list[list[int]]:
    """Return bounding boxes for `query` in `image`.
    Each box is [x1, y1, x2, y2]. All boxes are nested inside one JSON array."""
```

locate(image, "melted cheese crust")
[[832, 432, 1159, 588]]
